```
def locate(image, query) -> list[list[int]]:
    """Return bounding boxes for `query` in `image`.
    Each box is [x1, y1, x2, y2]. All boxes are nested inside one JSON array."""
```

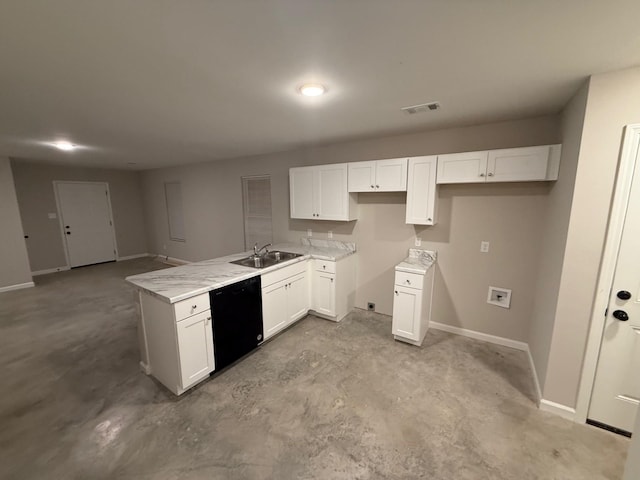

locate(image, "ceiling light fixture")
[[53, 141, 76, 151], [299, 84, 326, 97]]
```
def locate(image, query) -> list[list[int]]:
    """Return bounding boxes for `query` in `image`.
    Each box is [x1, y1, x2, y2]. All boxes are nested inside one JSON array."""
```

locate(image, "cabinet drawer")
[[315, 259, 336, 274], [174, 293, 210, 320], [262, 260, 308, 288], [394, 271, 423, 290]]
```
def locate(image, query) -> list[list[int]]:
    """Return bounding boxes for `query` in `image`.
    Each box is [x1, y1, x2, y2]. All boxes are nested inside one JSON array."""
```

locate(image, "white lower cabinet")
[[176, 311, 215, 389], [261, 262, 309, 340], [262, 282, 288, 339], [313, 270, 336, 317], [310, 257, 356, 322], [392, 286, 421, 340], [287, 272, 309, 322], [139, 291, 215, 395], [392, 268, 435, 346]]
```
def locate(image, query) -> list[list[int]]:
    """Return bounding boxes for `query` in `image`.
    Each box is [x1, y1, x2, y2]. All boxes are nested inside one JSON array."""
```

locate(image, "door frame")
[[575, 124, 640, 423], [53, 180, 119, 268]]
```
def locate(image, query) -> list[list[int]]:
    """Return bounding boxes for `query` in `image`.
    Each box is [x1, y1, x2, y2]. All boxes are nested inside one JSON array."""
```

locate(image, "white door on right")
[[588, 142, 640, 434]]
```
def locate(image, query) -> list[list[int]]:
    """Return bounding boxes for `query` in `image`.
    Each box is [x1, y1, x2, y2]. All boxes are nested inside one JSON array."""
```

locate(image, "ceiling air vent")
[[401, 101, 441, 115]]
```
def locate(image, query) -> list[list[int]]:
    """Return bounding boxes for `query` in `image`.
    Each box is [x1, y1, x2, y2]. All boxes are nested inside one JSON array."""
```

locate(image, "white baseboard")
[[0, 281, 35, 293], [526, 346, 543, 404], [139, 361, 151, 375], [540, 399, 577, 421], [429, 321, 528, 351], [117, 253, 150, 261], [151, 254, 190, 266], [32, 266, 70, 276], [429, 321, 542, 403]]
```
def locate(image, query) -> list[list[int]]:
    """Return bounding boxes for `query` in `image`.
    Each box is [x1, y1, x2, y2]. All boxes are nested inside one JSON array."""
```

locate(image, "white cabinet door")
[[316, 164, 349, 220], [176, 311, 215, 389], [437, 151, 489, 184], [348, 161, 376, 192], [376, 158, 408, 191], [290, 167, 315, 219], [406, 156, 438, 225], [262, 282, 288, 340], [486, 146, 551, 182], [392, 286, 422, 341], [313, 271, 336, 317], [287, 272, 309, 324]]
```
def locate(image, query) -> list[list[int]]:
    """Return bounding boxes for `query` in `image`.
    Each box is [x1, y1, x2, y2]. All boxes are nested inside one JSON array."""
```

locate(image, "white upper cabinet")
[[436, 151, 489, 184], [487, 145, 560, 182], [290, 164, 357, 221], [436, 145, 562, 184], [348, 161, 376, 192], [405, 156, 438, 225], [348, 158, 408, 192], [290, 167, 315, 219]]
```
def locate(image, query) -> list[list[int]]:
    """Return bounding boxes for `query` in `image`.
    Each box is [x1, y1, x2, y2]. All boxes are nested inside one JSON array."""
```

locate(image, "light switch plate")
[[48, 212, 57, 219], [480, 241, 490, 253], [307, 229, 312, 237], [415, 237, 422, 247], [328, 231, 333, 239]]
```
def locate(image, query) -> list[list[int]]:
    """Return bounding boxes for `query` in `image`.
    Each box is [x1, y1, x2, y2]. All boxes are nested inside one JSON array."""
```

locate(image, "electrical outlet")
[[328, 231, 333, 239], [307, 229, 312, 237], [367, 302, 375, 311], [415, 237, 422, 247], [480, 241, 490, 253]]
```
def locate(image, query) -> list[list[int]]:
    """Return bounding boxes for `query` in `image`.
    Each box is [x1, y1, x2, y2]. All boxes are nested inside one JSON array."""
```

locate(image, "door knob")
[[617, 290, 632, 300], [613, 310, 629, 321]]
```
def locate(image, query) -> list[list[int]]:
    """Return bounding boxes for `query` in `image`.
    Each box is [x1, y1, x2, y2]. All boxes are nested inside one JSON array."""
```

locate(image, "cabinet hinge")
[[604, 308, 608, 317]]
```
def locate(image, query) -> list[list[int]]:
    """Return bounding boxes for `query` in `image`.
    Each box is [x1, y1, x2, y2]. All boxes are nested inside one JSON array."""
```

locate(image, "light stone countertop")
[[395, 248, 437, 274], [126, 239, 356, 304]]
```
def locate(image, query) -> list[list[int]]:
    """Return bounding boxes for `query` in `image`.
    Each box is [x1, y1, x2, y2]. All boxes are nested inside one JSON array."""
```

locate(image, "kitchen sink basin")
[[230, 251, 303, 269]]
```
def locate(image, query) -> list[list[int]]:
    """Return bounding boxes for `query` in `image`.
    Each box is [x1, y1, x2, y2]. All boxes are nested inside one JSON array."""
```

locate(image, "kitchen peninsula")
[[127, 239, 356, 395]]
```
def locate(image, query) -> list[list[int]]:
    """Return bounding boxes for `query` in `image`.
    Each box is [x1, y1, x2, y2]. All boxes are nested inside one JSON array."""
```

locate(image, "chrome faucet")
[[253, 242, 272, 256]]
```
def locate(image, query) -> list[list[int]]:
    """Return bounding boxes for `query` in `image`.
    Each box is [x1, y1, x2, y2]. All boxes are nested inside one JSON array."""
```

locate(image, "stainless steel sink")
[[230, 251, 303, 269]]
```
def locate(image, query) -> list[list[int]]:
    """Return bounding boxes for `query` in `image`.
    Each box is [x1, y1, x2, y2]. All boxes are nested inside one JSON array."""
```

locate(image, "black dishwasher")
[[209, 276, 263, 372]]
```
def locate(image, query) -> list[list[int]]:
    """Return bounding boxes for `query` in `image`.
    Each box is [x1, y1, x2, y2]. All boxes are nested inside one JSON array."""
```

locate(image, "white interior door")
[[588, 145, 640, 434], [56, 182, 117, 268]]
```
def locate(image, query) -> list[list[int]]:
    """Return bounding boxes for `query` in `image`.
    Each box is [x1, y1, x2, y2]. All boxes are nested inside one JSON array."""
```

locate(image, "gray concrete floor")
[[0, 258, 629, 479]]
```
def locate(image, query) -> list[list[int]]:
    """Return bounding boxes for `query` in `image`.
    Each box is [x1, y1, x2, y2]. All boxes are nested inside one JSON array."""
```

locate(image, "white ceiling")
[[1, 1, 639, 170]]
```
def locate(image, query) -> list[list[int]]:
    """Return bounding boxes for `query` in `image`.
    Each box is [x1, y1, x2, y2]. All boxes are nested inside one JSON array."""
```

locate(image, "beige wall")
[[543, 66, 640, 407], [0, 158, 32, 289], [11, 160, 148, 272], [528, 82, 588, 393], [142, 115, 560, 342]]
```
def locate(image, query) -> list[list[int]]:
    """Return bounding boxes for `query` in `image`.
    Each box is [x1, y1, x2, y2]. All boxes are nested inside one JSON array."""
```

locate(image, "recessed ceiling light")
[[53, 141, 76, 151], [299, 84, 326, 97]]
